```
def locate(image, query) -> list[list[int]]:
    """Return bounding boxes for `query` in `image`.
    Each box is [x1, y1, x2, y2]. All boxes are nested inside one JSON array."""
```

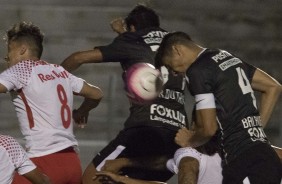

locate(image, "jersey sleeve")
[[68, 72, 85, 93], [96, 34, 131, 63], [187, 63, 215, 96], [243, 61, 257, 82], [166, 158, 178, 174], [0, 135, 36, 175], [96, 33, 152, 65], [0, 61, 33, 91], [173, 147, 202, 168]]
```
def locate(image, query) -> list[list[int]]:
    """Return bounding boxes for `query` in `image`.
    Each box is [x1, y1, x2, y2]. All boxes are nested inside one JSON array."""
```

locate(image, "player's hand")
[[110, 18, 127, 34], [175, 127, 194, 147], [94, 171, 125, 184], [72, 109, 89, 128]]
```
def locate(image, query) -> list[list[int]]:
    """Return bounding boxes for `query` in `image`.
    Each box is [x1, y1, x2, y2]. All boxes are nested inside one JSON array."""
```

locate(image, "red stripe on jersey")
[[18, 89, 34, 129]]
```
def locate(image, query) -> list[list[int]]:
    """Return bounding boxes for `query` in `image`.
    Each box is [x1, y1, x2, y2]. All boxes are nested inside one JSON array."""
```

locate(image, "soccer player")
[[94, 134, 222, 184], [96, 107, 222, 184], [0, 21, 103, 184], [156, 31, 282, 183], [61, 5, 187, 184], [0, 134, 50, 184], [93, 105, 282, 184]]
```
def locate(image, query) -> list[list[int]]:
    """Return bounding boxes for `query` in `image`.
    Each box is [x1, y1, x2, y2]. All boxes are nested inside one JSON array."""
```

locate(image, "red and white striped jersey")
[[0, 134, 36, 184], [0, 60, 84, 157]]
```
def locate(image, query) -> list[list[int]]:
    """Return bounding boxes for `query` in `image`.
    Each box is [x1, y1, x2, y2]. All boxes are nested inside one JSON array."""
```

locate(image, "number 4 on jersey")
[[236, 67, 257, 109]]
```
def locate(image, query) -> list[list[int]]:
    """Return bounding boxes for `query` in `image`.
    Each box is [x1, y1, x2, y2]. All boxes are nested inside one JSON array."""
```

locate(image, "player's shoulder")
[[118, 27, 167, 40], [115, 31, 140, 42], [188, 49, 223, 74], [197, 49, 223, 64], [0, 134, 18, 148], [10, 60, 50, 72]]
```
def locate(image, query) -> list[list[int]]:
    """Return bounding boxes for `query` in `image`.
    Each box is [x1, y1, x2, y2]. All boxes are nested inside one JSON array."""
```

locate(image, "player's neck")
[[187, 46, 205, 67], [21, 55, 39, 62]]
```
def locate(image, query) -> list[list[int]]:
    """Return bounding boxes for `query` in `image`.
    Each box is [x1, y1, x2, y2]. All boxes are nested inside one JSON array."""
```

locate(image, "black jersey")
[[187, 48, 269, 164], [97, 27, 187, 130]]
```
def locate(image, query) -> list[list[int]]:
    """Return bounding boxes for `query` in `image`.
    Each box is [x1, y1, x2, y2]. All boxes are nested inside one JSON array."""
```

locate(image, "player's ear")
[[20, 45, 27, 55], [172, 45, 181, 56], [129, 25, 136, 32]]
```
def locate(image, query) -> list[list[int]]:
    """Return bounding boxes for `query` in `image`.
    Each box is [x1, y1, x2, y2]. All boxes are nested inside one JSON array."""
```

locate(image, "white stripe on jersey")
[[243, 177, 251, 184], [96, 145, 125, 171], [195, 93, 216, 110]]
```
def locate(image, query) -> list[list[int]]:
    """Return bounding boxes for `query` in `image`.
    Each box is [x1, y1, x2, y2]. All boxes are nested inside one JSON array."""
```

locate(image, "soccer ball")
[[126, 63, 163, 104]]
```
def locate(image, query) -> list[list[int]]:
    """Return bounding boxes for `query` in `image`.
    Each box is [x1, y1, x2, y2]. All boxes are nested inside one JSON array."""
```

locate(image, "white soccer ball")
[[126, 63, 163, 104]]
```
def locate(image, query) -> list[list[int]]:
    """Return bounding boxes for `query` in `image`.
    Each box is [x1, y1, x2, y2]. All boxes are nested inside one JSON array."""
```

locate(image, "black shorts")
[[92, 126, 180, 182], [222, 143, 282, 184]]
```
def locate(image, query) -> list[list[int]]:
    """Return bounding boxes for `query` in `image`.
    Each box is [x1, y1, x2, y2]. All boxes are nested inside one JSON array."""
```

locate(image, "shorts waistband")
[[57, 147, 75, 153]]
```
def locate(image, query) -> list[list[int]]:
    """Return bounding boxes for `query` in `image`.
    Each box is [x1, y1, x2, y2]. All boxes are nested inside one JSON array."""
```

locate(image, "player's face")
[[6, 41, 22, 67], [163, 51, 187, 74]]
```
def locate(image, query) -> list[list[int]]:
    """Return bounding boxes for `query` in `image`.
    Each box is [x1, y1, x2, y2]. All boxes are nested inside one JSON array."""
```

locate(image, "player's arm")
[[251, 68, 282, 127], [22, 168, 50, 184], [96, 171, 166, 184], [178, 157, 199, 184], [187, 92, 219, 148], [0, 83, 8, 93], [77, 81, 103, 110], [170, 147, 201, 184], [175, 109, 217, 148], [73, 81, 103, 127], [61, 48, 103, 72]]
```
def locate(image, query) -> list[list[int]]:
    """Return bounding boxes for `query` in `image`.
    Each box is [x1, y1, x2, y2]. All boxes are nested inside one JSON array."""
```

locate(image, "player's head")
[[4, 21, 44, 67], [125, 5, 160, 31], [155, 31, 193, 73]]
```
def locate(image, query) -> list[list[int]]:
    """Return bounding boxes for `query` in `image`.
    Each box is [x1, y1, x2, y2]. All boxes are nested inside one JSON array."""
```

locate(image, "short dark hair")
[[6, 21, 44, 58], [125, 5, 160, 31], [155, 31, 192, 68]]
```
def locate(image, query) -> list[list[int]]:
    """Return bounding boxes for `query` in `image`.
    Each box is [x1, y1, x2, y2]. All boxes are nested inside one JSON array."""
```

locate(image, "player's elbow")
[[95, 87, 104, 101], [274, 82, 282, 94], [267, 82, 282, 99], [61, 52, 84, 71], [89, 86, 103, 101]]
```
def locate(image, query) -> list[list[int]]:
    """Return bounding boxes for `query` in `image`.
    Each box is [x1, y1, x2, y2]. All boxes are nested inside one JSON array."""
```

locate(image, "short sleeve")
[[96, 34, 132, 63], [173, 147, 202, 168], [243, 61, 257, 82], [0, 61, 33, 91], [68, 72, 85, 93], [0, 135, 36, 175], [96, 32, 153, 69], [187, 63, 215, 96]]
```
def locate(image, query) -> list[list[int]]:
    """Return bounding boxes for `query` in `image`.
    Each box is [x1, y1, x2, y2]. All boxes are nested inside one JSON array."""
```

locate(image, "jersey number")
[[236, 67, 257, 109], [57, 84, 71, 128]]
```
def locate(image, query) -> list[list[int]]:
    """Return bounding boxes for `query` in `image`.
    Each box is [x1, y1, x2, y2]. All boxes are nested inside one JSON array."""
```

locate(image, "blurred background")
[[0, 0, 281, 183]]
